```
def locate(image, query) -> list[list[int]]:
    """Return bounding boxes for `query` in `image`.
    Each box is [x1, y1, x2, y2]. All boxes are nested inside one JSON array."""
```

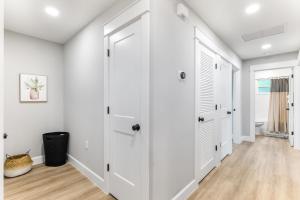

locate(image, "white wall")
[[64, 0, 134, 178], [64, 0, 240, 198], [255, 68, 291, 123], [150, 0, 241, 199], [4, 31, 64, 157], [242, 52, 298, 136], [0, 0, 4, 197]]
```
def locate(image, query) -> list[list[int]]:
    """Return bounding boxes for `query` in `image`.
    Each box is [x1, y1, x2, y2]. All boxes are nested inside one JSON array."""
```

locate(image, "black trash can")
[[43, 132, 69, 167]]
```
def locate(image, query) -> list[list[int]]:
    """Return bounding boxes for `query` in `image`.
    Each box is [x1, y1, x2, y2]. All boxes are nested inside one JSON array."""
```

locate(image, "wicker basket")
[[4, 153, 33, 178]]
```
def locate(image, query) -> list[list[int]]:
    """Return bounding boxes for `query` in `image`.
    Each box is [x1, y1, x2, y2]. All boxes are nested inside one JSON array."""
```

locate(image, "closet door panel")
[[219, 59, 233, 160], [195, 41, 218, 182], [289, 69, 295, 146]]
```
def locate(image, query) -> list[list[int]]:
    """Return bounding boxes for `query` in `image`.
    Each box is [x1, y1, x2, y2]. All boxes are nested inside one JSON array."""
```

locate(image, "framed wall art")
[[19, 74, 48, 102]]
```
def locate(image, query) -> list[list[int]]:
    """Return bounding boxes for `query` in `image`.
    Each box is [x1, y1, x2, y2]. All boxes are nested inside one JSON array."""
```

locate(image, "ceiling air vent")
[[242, 25, 285, 42]]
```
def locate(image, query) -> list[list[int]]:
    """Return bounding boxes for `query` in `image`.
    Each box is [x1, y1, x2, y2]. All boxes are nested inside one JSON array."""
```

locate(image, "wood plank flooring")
[[5, 136, 300, 200], [4, 164, 114, 200], [189, 136, 300, 200]]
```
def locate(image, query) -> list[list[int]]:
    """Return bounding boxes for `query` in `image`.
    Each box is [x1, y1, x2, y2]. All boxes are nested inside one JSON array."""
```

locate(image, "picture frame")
[[19, 74, 48, 102]]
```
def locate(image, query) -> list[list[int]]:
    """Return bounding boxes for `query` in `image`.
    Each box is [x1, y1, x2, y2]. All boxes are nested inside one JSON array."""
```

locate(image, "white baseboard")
[[32, 156, 44, 166], [68, 154, 106, 193], [241, 136, 255, 143], [171, 180, 198, 200]]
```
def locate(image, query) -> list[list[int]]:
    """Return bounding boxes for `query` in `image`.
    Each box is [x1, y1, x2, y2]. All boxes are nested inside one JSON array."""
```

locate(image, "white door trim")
[[249, 60, 298, 144], [104, 12, 150, 200], [104, 0, 150, 36]]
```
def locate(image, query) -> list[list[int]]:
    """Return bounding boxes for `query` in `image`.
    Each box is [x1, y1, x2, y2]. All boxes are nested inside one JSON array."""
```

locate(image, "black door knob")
[[3, 133, 8, 139], [132, 124, 141, 131], [198, 117, 205, 122]]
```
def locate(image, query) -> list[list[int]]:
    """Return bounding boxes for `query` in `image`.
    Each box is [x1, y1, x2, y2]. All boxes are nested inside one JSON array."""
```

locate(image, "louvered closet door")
[[195, 41, 217, 182]]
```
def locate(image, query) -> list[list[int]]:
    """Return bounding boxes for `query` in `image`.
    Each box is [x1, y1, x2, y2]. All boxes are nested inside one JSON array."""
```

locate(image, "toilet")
[[255, 121, 265, 135]]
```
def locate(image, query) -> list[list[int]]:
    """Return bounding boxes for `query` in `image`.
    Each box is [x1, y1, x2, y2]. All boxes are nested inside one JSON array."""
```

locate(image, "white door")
[[288, 71, 294, 146], [108, 19, 145, 200], [232, 71, 240, 144], [294, 67, 300, 149], [195, 42, 218, 182], [219, 59, 233, 160]]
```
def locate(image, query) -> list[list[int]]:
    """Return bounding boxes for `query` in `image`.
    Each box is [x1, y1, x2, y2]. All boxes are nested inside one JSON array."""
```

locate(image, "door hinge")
[[215, 104, 218, 110], [107, 49, 110, 57], [107, 106, 110, 114], [291, 132, 294, 136], [292, 103, 294, 107], [215, 64, 218, 69], [215, 145, 218, 151], [107, 164, 110, 172], [291, 74, 294, 78]]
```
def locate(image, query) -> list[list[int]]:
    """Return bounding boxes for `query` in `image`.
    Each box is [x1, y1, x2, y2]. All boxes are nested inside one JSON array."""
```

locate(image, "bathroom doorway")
[[249, 61, 297, 147], [254, 68, 293, 142]]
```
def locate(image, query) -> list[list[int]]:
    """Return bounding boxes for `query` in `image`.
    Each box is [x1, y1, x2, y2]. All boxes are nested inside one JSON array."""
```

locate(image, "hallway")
[[189, 136, 300, 200]]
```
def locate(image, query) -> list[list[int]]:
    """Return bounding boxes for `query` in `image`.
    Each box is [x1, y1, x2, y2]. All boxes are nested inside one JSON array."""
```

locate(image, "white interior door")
[[232, 70, 240, 144], [288, 71, 294, 146], [294, 66, 300, 149], [108, 19, 144, 200], [195, 42, 218, 182], [219, 59, 233, 160]]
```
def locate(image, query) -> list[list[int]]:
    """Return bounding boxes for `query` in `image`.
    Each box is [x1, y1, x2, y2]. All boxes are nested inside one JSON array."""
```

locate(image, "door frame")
[[249, 60, 297, 144], [103, 1, 150, 199]]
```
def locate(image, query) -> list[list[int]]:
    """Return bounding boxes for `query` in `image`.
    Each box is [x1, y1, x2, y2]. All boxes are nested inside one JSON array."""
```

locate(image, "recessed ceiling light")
[[261, 44, 272, 50], [245, 3, 261, 15], [45, 6, 60, 17]]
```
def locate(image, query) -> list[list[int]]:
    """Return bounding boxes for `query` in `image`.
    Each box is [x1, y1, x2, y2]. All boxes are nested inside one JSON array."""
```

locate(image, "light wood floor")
[[189, 136, 300, 200], [5, 136, 300, 200], [4, 164, 114, 200]]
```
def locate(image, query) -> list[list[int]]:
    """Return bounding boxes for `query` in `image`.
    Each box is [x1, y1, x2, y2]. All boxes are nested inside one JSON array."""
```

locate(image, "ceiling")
[[4, 0, 300, 59], [185, 0, 300, 60], [4, 0, 118, 44]]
